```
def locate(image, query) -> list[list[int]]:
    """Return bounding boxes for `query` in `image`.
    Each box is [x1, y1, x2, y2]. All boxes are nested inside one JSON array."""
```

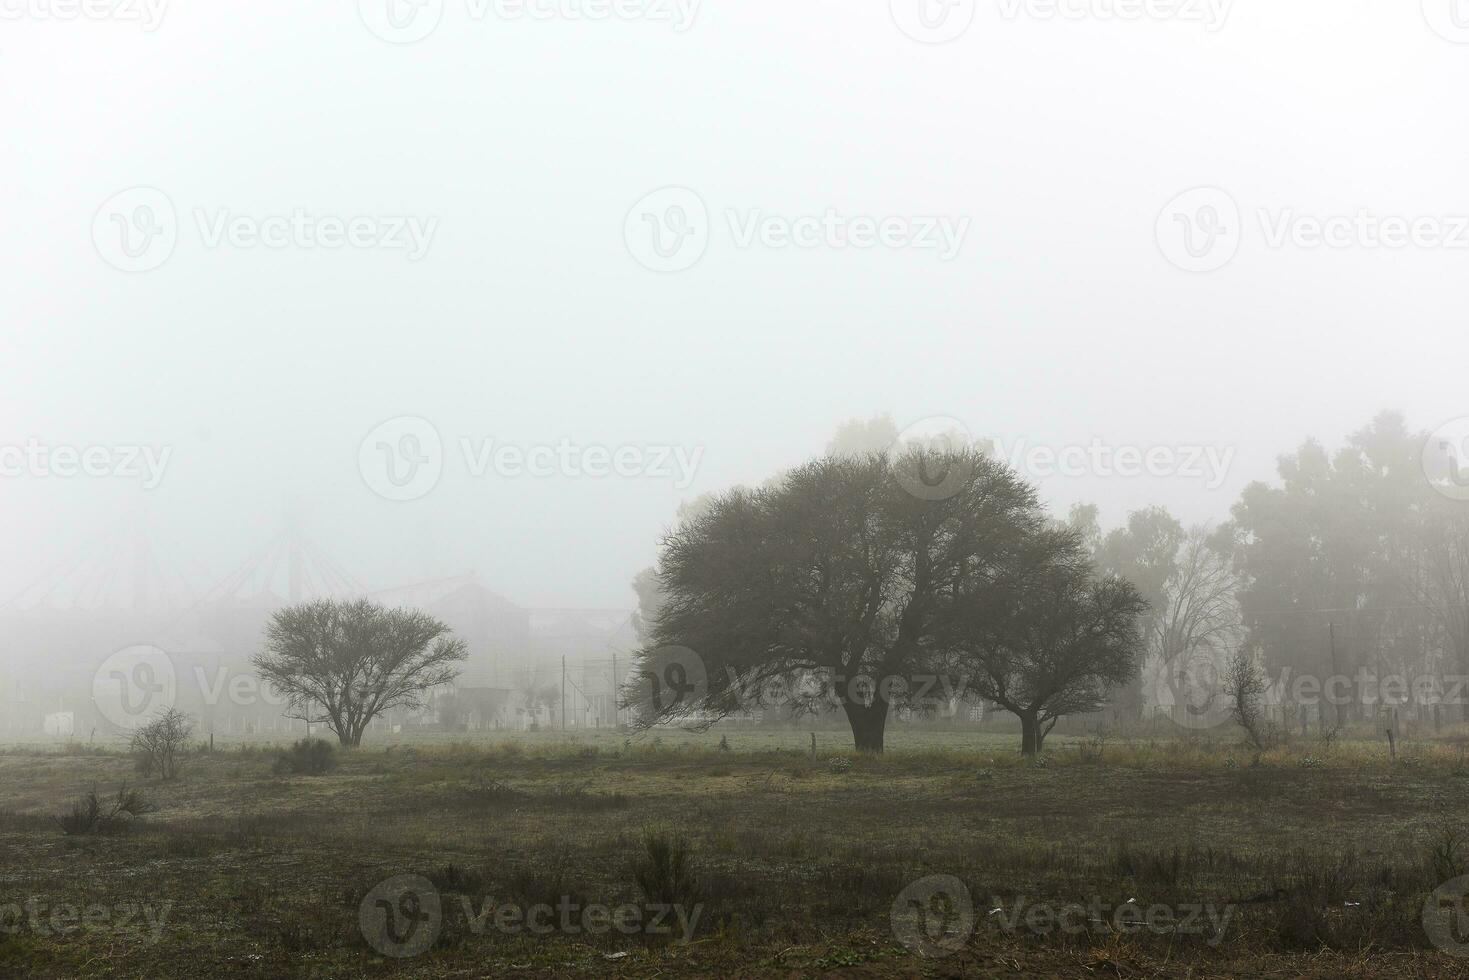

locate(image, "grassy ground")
[[3, 728, 1469, 978]]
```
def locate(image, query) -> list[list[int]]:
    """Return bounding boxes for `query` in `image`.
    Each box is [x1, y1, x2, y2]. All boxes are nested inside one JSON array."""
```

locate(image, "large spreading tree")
[[634, 446, 1145, 753], [255, 599, 467, 747]]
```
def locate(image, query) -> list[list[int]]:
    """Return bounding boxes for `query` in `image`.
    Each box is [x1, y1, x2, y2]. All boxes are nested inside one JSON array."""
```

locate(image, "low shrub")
[[633, 828, 700, 908], [55, 785, 154, 836], [272, 739, 337, 776]]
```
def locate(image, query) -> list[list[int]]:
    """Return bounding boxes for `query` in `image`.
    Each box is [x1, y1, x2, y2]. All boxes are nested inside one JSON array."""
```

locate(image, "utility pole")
[[561, 656, 566, 731], [1328, 621, 1342, 729], [612, 653, 619, 729]]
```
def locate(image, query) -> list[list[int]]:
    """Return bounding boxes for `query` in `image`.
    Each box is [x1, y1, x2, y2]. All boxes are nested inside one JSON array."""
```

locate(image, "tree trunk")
[[842, 698, 888, 754], [1020, 711, 1042, 756]]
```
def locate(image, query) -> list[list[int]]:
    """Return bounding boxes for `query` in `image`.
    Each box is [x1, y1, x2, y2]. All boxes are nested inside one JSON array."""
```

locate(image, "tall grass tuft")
[[633, 828, 701, 907]]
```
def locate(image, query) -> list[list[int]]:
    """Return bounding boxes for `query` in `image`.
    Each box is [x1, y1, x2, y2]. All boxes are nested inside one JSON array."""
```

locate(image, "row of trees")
[[630, 410, 1469, 752], [1077, 412, 1469, 730], [1222, 412, 1469, 726], [225, 410, 1467, 754]]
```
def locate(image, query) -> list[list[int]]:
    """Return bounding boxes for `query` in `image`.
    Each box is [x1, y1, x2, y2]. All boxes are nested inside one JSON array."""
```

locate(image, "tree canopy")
[[255, 599, 467, 747]]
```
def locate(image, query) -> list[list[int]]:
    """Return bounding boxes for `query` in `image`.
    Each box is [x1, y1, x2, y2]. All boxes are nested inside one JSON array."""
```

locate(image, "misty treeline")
[[628, 411, 1469, 753]]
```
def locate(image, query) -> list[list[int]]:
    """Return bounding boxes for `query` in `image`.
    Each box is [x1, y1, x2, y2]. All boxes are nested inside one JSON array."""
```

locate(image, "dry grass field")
[[4, 728, 1469, 978]]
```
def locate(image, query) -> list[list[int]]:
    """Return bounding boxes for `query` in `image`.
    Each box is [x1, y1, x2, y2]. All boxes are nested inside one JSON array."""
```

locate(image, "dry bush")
[[130, 708, 194, 780], [55, 784, 154, 836], [633, 828, 701, 908]]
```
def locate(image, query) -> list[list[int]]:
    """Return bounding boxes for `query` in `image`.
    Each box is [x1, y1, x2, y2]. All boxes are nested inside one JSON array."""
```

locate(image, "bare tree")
[[1147, 525, 1241, 724], [1223, 652, 1278, 752], [130, 707, 194, 780], [255, 599, 467, 747]]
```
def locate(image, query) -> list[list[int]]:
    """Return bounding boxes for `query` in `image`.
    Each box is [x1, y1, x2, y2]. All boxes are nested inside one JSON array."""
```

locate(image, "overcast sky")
[[1, 1, 1466, 610]]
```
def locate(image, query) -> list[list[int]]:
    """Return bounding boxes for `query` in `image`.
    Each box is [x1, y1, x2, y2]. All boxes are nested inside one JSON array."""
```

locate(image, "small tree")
[[959, 532, 1147, 755], [130, 707, 194, 780], [1224, 651, 1278, 751], [254, 599, 467, 747]]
